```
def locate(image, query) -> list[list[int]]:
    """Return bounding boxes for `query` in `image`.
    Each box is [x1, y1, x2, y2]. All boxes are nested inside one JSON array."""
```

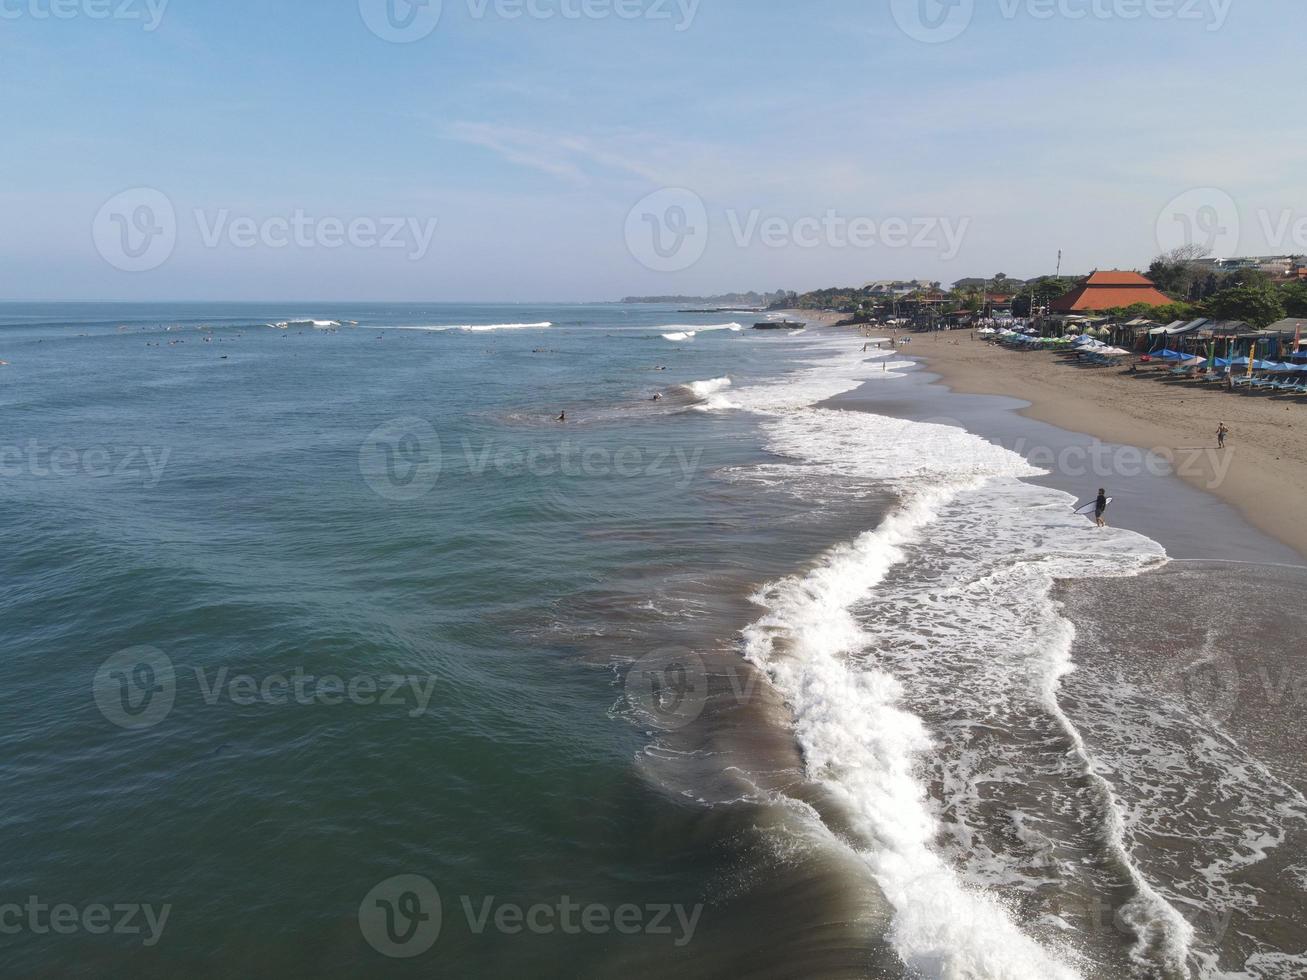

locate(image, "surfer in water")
[[556, 411, 566, 423], [1095, 488, 1109, 528]]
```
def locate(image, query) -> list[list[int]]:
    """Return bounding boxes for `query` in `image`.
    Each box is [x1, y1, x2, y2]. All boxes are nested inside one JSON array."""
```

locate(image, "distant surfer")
[[556, 411, 566, 423], [1217, 422, 1229, 450], [1094, 488, 1109, 528], [652, 393, 662, 402]]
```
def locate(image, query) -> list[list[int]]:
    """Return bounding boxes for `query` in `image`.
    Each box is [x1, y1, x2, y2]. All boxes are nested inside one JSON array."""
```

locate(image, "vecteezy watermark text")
[[0, 0, 168, 30], [0, 442, 170, 487], [357, 0, 699, 43], [92, 189, 439, 273], [892, 0, 1232, 43], [193, 210, 438, 261], [1010, 438, 1236, 491], [94, 647, 438, 730], [0, 898, 170, 947], [360, 418, 706, 502], [624, 188, 970, 272], [1156, 187, 1307, 257], [358, 875, 703, 959]]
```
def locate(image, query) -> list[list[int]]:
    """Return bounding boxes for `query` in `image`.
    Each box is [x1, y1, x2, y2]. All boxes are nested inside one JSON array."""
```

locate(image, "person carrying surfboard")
[[1094, 488, 1109, 528]]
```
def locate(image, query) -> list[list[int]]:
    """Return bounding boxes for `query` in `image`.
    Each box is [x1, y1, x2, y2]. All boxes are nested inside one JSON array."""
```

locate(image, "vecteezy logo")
[[624, 188, 709, 273], [890, 0, 975, 43], [93, 646, 176, 730], [1156, 188, 1241, 258], [358, 0, 442, 42], [1155, 632, 1241, 724], [359, 417, 443, 502], [359, 875, 442, 958], [92, 188, 177, 273], [624, 648, 708, 730]]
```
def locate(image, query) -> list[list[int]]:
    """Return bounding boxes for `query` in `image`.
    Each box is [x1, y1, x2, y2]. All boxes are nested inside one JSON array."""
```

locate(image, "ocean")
[[1, 303, 1304, 979]]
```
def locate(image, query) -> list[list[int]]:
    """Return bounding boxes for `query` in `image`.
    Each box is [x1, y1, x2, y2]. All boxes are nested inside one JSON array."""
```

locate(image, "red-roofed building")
[[1049, 270, 1174, 312]]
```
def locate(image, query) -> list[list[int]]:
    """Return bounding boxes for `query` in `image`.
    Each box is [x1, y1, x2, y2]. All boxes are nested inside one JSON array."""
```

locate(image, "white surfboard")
[[1074, 497, 1113, 517]]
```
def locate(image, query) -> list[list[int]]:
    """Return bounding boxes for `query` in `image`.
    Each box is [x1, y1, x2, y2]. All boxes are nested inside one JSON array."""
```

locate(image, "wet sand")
[[906, 334, 1307, 561], [830, 358, 1301, 566], [830, 354, 1307, 975]]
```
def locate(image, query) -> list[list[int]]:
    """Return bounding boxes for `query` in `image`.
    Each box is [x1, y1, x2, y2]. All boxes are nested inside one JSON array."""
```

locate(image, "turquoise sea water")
[[4, 304, 1306, 979], [0, 304, 862, 977]]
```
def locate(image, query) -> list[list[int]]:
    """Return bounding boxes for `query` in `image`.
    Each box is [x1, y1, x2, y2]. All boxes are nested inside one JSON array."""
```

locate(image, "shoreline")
[[902, 335, 1307, 562]]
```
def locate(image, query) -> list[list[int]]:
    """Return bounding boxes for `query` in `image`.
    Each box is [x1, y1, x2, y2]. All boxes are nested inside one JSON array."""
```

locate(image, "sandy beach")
[[905, 333, 1307, 560]]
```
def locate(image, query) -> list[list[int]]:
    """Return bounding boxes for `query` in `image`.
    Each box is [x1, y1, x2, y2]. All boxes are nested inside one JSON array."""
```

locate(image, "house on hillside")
[[863, 279, 936, 297], [951, 277, 1027, 292], [1192, 255, 1304, 279]]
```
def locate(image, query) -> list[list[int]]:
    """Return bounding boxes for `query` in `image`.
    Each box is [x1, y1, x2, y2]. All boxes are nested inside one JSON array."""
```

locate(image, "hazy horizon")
[[4, 0, 1304, 301]]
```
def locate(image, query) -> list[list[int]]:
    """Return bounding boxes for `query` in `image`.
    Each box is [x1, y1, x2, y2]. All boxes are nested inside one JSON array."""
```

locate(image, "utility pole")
[[1056, 249, 1063, 280]]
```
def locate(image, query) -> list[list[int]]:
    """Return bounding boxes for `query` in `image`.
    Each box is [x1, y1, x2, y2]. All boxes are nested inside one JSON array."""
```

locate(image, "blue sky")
[[1, 0, 1303, 300]]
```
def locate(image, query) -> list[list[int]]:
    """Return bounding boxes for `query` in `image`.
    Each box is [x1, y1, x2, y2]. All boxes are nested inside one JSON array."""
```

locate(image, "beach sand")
[[906, 334, 1307, 561]]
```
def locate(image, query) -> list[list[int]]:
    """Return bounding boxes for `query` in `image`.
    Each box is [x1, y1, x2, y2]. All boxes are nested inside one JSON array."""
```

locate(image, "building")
[[863, 279, 937, 297], [951, 277, 1028, 292], [1049, 270, 1174, 312], [1264, 318, 1307, 339], [1192, 255, 1305, 279]]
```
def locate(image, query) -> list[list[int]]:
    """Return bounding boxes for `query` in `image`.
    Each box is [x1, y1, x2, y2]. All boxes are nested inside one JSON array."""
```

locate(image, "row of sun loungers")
[[987, 331, 1307, 398]]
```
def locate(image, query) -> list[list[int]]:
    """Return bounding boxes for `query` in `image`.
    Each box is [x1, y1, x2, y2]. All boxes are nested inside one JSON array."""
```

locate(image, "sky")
[[1, 0, 1304, 301]]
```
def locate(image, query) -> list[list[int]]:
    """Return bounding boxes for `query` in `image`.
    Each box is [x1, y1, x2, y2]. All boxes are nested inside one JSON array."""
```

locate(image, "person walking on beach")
[[1094, 488, 1109, 528], [1217, 422, 1229, 449]]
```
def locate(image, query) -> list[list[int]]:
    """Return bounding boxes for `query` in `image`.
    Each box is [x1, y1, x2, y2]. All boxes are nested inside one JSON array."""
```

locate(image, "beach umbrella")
[[1229, 357, 1277, 371]]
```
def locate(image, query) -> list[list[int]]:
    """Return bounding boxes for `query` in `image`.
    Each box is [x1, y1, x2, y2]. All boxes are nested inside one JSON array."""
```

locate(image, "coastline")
[[900, 334, 1307, 562], [812, 330, 1307, 975]]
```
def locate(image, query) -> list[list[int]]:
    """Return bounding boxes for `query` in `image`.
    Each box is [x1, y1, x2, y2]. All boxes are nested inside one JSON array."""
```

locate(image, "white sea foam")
[[269, 319, 345, 329], [723, 336, 1223, 978], [660, 322, 743, 333], [660, 323, 742, 343], [379, 321, 553, 333], [676, 376, 739, 411]]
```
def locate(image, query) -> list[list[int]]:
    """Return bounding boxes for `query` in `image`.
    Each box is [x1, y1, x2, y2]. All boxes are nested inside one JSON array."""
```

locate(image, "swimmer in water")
[[652, 393, 662, 402], [557, 411, 566, 423]]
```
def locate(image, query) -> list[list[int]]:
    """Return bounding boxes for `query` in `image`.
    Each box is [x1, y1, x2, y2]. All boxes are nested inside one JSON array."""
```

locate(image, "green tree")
[[1280, 282, 1307, 317], [1151, 302, 1199, 323], [1205, 285, 1285, 328], [1147, 246, 1212, 300]]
